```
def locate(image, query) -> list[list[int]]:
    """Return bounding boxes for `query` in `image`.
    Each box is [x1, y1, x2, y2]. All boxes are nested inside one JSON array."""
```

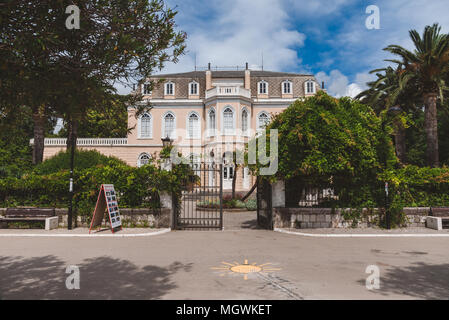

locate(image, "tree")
[[383, 24, 449, 167], [57, 94, 130, 138], [0, 0, 186, 163], [249, 91, 397, 208], [0, 105, 55, 177], [356, 66, 421, 164]]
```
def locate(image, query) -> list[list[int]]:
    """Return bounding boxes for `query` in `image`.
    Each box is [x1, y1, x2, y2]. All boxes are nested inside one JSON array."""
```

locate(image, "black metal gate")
[[174, 163, 223, 230], [256, 178, 273, 229]]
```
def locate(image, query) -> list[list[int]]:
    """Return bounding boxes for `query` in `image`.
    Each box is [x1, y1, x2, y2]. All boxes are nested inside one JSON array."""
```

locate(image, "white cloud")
[[161, 0, 305, 73], [316, 70, 372, 98]]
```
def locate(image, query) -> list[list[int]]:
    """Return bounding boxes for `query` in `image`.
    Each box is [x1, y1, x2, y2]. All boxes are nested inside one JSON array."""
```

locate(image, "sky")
[[116, 0, 449, 98]]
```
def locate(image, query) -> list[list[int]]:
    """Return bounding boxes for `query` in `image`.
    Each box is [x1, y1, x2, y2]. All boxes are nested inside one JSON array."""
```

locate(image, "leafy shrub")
[[33, 150, 127, 175], [0, 159, 194, 224], [245, 199, 257, 211]]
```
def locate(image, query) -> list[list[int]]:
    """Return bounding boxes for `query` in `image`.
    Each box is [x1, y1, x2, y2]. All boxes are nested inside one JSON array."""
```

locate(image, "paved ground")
[[0, 211, 448, 300], [0, 227, 167, 235], [282, 227, 449, 234]]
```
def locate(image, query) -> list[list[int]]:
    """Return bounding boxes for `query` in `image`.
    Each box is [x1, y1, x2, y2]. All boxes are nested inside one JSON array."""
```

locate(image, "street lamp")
[[161, 135, 172, 171], [382, 106, 402, 229], [161, 135, 172, 148]]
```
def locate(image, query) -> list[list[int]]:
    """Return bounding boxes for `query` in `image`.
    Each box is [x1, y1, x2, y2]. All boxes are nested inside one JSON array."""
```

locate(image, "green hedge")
[[387, 165, 449, 207], [33, 150, 127, 175], [0, 157, 192, 220]]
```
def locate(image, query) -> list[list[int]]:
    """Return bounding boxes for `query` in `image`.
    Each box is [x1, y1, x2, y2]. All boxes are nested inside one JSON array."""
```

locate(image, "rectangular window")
[[190, 82, 198, 95], [165, 83, 174, 95], [307, 82, 315, 93], [143, 83, 151, 95], [283, 82, 291, 94], [259, 82, 267, 94]]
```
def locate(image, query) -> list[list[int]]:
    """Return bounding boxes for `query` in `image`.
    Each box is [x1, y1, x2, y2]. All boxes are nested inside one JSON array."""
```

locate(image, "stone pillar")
[[271, 180, 285, 208], [160, 191, 175, 229], [160, 191, 172, 209]]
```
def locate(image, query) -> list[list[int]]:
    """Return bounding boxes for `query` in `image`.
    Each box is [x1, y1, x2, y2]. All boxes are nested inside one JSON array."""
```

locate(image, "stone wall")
[[273, 207, 430, 229], [55, 208, 172, 228], [0, 207, 172, 229]]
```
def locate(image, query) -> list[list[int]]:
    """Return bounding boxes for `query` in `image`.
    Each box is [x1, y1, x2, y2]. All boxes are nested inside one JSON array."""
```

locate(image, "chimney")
[[322, 81, 325, 89], [206, 62, 212, 90], [244, 62, 250, 90]]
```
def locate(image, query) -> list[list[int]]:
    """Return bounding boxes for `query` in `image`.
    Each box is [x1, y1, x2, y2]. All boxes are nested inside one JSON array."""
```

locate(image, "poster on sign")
[[89, 184, 122, 233]]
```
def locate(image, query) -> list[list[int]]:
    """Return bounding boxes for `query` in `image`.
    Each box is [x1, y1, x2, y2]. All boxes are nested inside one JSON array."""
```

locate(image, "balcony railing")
[[205, 86, 251, 99], [30, 138, 128, 146]]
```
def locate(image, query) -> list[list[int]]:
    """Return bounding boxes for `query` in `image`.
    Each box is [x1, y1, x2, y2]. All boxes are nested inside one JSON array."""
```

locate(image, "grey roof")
[[150, 70, 314, 78]]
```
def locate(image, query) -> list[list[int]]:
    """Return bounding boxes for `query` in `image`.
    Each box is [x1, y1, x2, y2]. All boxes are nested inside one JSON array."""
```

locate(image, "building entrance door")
[[223, 164, 234, 190]]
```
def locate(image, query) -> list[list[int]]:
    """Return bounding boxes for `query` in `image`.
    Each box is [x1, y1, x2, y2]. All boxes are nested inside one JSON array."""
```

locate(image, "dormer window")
[[258, 80, 268, 94], [142, 82, 152, 95], [305, 80, 316, 94], [189, 81, 199, 95], [282, 80, 292, 94], [164, 82, 174, 95]]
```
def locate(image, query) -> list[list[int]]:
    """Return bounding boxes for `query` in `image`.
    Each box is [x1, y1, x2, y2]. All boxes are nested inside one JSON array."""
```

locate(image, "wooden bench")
[[0, 208, 58, 230], [427, 207, 449, 230]]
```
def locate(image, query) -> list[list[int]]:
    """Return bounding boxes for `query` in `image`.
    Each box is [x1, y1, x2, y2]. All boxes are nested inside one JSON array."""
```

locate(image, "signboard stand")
[[89, 184, 122, 234]]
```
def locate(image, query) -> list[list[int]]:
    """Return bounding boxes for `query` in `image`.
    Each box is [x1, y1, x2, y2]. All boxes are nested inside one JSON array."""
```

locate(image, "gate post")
[[271, 180, 285, 230], [272, 180, 285, 208]]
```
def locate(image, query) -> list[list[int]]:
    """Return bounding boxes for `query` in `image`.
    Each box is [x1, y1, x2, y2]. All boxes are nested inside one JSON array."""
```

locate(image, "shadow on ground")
[[224, 211, 258, 230], [359, 262, 449, 299], [0, 255, 192, 299]]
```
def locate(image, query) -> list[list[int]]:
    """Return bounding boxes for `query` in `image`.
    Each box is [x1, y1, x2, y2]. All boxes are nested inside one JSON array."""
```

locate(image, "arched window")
[[208, 108, 216, 136], [305, 80, 316, 94], [139, 113, 152, 138], [223, 107, 234, 132], [137, 153, 151, 167], [257, 112, 270, 130], [187, 112, 200, 139], [282, 80, 292, 94], [241, 108, 249, 133], [189, 81, 199, 95], [164, 81, 174, 95], [258, 80, 268, 94], [163, 112, 175, 138]]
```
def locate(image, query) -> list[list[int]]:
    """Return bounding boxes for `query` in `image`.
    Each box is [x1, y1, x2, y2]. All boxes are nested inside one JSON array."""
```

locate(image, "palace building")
[[41, 63, 322, 192]]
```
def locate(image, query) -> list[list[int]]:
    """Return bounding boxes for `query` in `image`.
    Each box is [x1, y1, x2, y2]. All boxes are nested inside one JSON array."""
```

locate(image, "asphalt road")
[[0, 212, 448, 300]]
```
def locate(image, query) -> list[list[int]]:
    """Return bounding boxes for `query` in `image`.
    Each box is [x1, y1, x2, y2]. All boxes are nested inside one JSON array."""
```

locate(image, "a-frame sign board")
[[89, 184, 122, 233]]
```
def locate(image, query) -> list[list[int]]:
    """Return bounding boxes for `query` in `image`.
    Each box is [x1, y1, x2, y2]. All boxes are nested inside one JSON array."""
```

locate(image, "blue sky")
[[118, 0, 449, 97]]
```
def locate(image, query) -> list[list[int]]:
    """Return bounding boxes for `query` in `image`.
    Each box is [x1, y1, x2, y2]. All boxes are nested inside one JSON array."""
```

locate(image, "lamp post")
[[161, 135, 172, 148], [161, 135, 172, 171], [382, 106, 402, 229]]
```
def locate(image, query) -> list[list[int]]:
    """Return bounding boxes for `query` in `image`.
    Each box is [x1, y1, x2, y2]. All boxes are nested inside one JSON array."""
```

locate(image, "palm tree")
[[383, 23, 449, 167], [357, 66, 421, 163]]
